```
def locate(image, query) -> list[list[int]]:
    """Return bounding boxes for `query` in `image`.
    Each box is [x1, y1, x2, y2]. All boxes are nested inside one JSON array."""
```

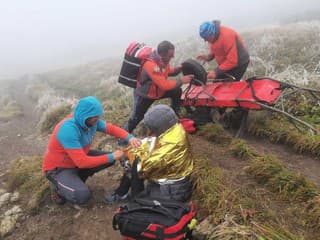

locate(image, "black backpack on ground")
[[113, 196, 197, 240]]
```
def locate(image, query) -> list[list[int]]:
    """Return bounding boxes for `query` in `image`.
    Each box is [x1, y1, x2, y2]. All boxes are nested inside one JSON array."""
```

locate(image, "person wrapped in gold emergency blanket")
[[105, 104, 194, 203]]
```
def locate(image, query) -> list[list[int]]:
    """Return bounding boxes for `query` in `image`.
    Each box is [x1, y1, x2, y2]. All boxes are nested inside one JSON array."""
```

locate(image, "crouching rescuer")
[[106, 104, 194, 203], [42, 96, 141, 205]]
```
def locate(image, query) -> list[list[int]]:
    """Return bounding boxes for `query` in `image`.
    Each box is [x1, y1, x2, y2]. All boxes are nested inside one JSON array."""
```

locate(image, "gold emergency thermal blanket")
[[125, 123, 194, 181]]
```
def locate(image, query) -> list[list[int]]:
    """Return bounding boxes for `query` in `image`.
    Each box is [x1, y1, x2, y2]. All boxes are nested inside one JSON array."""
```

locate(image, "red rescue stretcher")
[[181, 77, 320, 134], [182, 77, 281, 109]]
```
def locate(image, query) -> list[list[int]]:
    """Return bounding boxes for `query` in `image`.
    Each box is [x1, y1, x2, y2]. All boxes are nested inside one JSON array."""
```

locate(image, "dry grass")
[[40, 104, 72, 135], [191, 153, 306, 239], [247, 155, 318, 201], [197, 123, 232, 145], [230, 139, 319, 202], [0, 95, 23, 122], [208, 215, 302, 240], [248, 112, 320, 157], [229, 139, 320, 234], [230, 139, 259, 160], [305, 195, 320, 231], [7, 156, 49, 213], [191, 156, 237, 223]]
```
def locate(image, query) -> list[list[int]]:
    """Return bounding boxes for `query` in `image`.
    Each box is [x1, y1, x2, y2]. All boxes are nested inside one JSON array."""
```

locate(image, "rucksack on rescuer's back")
[[118, 42, 153, 88]]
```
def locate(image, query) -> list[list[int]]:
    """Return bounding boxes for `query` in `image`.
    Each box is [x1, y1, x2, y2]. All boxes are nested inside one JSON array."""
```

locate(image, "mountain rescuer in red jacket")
[[197, 20, 250, 81], [43, 96, 141, 205], [122, 40, 194, 135]]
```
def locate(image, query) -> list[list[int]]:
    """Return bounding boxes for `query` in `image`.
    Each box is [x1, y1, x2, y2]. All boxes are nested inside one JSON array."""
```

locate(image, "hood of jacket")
[[74, 96, 104, 129], [212, 20, 221, 39]]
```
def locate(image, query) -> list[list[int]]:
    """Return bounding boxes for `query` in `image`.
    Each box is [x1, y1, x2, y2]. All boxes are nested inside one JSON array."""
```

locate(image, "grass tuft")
[[191, 156, 237, 223], [197, 123, 232, 145], [230, 139, 259, 160], [0, 95, 23, 122], [7, 156, 49, 213], [40, 104, 72, 135]]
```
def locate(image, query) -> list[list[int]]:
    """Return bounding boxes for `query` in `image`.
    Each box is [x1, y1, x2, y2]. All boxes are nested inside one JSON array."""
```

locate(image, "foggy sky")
[[1, 0, 320, 79]]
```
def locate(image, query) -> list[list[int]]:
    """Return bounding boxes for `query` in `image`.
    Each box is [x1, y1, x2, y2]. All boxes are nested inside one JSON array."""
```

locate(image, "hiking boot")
[[50, 185, 66, 205], [104, 192, 129, 203]]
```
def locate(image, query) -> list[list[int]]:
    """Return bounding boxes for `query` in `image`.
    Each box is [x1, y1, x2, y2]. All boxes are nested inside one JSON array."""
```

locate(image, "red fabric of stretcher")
[[182, 78, 282, 110]]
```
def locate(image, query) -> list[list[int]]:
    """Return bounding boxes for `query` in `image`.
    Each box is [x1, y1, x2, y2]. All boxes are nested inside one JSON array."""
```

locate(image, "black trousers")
[[115, 159, 192, 202], [125, 88, 182, 133], [216, 61, 249, 81], [115, 158, 144, 198]]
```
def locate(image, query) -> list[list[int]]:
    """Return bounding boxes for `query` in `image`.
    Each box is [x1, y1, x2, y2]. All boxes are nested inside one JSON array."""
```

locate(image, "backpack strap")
[[112, 213, 119, 230], [155, 226, 165, 240], [134, 197, 190, 212], [132, 198, 190, 221]]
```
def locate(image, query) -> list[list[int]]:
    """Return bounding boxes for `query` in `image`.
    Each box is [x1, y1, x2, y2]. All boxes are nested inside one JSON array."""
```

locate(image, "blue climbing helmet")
[[199, 21, 216, 39]]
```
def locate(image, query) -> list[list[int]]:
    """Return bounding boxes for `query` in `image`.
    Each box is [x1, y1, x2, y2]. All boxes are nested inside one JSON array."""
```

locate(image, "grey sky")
[[1, 0, 319, 79]]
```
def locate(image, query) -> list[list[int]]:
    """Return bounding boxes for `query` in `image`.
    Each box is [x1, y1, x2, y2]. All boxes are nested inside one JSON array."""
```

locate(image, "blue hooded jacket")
[[43, 96, 134, 170], [57, 96, 107, 150]]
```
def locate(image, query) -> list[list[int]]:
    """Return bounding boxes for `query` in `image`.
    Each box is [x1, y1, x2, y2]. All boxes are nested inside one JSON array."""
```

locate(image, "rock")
[[192, 216, 215, 240], [0, 189, 6, 195], [0, 205, 23, 237], [1, 215, 17, 237], [73, 211, 82, 219], [0, 193, 11, 208], [10, 192, 20, 203], [4, 205, 22, 216]]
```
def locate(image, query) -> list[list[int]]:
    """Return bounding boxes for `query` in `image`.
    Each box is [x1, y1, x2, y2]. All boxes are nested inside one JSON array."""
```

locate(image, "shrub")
[[7, 156, 49, 213], [40, 104, 72, 134]]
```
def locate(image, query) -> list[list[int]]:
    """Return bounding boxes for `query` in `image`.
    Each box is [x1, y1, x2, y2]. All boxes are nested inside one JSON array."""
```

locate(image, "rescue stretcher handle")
[[207, 73, 237, 83], [200, 60, 236, 82]]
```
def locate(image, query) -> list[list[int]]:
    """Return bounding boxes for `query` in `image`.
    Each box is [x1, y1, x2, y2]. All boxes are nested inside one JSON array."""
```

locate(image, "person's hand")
[[207, 70, 216, 79], [181, 74, 194, 84], [128, 137, 141, 148], [197, 55, 209, 62], [112, 150, 124, 160]]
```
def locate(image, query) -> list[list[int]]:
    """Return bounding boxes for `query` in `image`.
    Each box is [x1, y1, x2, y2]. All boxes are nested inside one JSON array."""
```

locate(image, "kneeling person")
[[43, 96, 140, 205]]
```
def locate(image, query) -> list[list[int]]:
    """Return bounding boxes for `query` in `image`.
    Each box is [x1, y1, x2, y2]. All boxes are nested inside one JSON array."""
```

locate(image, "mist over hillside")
[[30, 20, 319, 98], [16, 19, 318, 129]]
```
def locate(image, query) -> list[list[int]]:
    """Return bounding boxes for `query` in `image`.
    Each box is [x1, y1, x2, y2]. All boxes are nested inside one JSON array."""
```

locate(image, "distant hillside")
[[32, 20, 319, 99], [33, 57, 121, 98], [243, 21, 320, 83]]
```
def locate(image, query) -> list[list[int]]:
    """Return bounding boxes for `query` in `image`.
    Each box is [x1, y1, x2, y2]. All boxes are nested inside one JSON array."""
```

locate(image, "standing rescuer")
[[123, 40, 194, 135], [197, 20, 250, 81]]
